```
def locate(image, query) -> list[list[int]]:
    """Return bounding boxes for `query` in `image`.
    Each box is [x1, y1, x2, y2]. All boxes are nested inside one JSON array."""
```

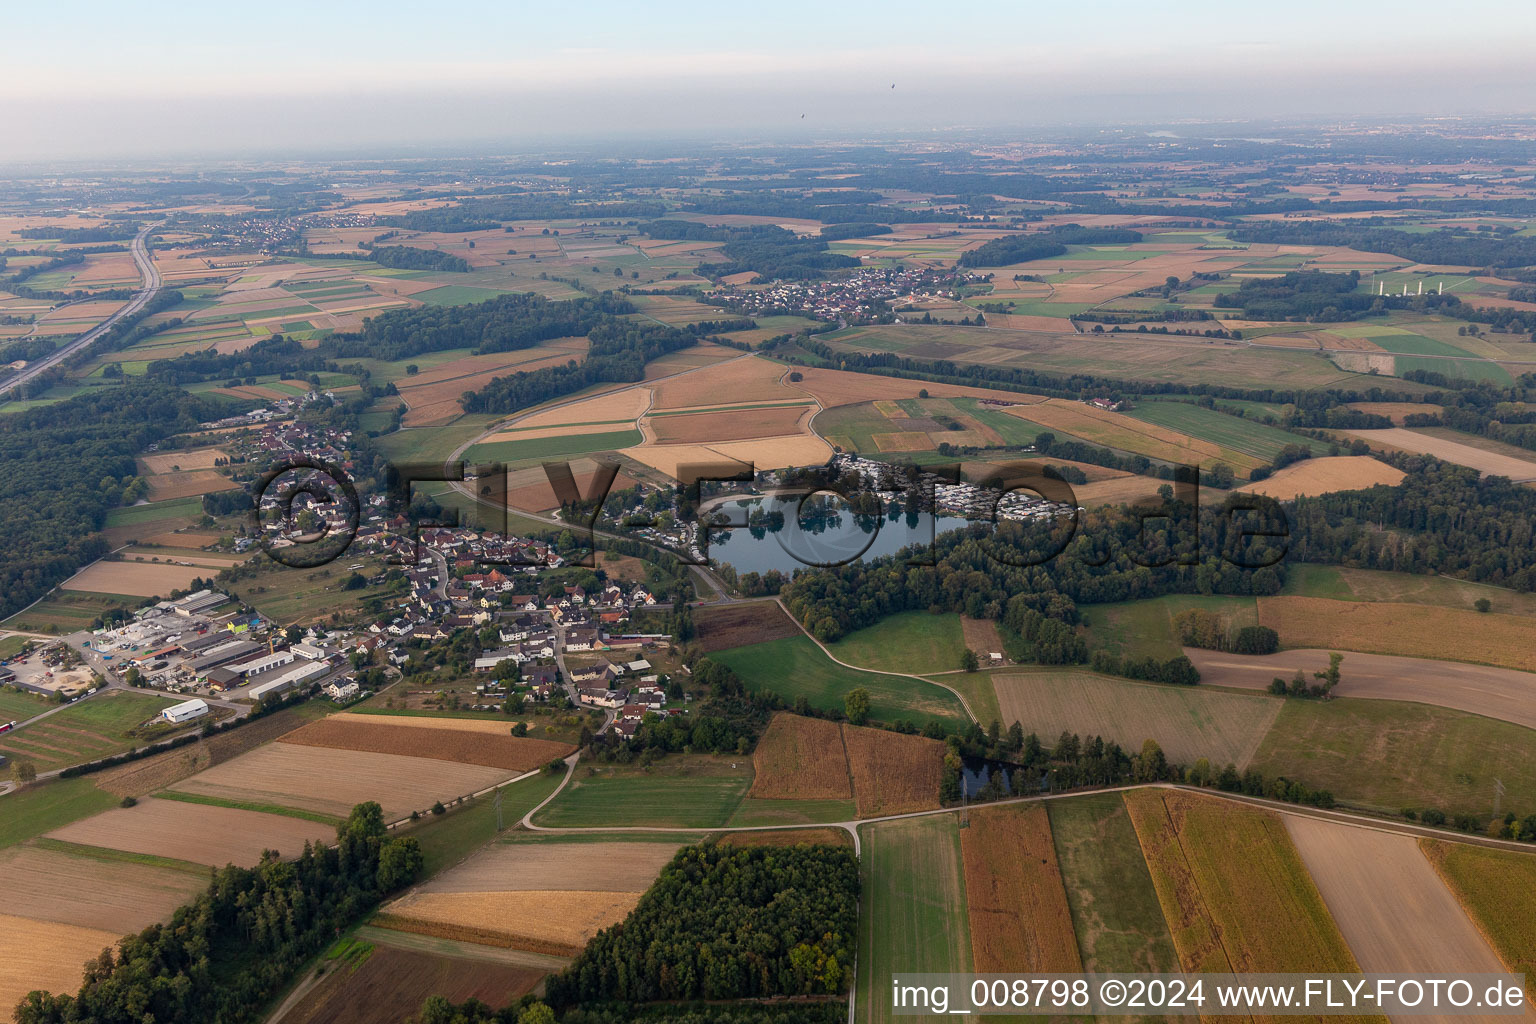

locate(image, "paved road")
[[0, 222, 162, 396]]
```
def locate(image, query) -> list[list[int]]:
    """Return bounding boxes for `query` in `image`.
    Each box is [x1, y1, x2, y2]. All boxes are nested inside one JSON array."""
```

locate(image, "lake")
[[704, 496, 972, 576]]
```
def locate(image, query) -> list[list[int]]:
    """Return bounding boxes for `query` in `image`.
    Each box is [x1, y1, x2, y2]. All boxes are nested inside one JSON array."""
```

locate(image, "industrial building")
[[248, 660, 329, 702], [162, 698, 210, 724]]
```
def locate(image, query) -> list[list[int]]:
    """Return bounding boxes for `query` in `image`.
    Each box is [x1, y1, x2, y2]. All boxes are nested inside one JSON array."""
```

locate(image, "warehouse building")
[[162, 698, 210, 724], [248, 660, 329, 702]]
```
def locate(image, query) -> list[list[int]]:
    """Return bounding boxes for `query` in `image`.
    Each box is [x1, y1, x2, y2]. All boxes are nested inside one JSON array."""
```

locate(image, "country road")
[[0, 222, 162, 396]]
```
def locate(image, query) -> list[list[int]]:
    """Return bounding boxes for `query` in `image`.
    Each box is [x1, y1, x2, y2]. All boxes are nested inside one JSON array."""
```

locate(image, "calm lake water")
[[705, 496, 972, 576]]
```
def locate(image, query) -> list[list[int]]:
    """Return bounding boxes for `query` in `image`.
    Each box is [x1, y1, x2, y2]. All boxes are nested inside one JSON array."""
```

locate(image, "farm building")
[[162, 698, 210, 724]]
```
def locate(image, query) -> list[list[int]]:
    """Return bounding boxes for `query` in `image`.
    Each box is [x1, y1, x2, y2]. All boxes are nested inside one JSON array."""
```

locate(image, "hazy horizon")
[[7, 0, 1536, 161]]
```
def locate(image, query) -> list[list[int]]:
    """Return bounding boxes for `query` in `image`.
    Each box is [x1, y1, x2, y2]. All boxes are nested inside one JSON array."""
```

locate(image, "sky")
[[6, 0, 1536, 161]]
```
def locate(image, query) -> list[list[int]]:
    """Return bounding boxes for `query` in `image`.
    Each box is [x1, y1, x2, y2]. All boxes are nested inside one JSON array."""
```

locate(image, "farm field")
[[856, 815, 971, 1024], [1183, 646, 1536, 731], [61, 558, 212, 597], [1421, 840, 1536, 1002], [1284, 817, 1506, 977], [711, 635, 969, 729], [825, 610, 968, 675], [421, 835, 683, 893], [960, 803, 1081, 972], [1346, 427, 1536, 480], [1048, 792, 1180, 973], [1282, 563, 1536, 617], [1084, 594, 1258, 661], [747, 713, 853, 800], [1257, 595, 1536, 674], [0, 841, 206, 932], [0, 691, 179, 773], [1125, 790, 1361, 976], [693, 600, 802, 651], [282, 942, 546, 1024], [532, 755, 752, 828], [841, 724, 944, 817], [1248, 696, 1536, 818], [1008, 397, 1259, 471], [279, 715, 574, 771], [376, 889, 640, 957], [1238, 455, 1406, 499], [0, 777, 119, 851], [990, 669, 1282, 768], [1127, 399, 1318, 463], [168, 742, 515, 820], [45, 795, 334, 866], [0, 683, 52, 723], [2, 589, 143, 633], [0, 913, 121, 1018]]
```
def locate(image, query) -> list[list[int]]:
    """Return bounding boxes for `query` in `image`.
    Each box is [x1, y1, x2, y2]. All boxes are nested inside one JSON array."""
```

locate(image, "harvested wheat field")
[[992, 670, 1281, 769], [138, 448, 227, 473], [169, 743, 513, 819], [841, 724, 943, 817], [1128, 790, 1362, 976], [649, 355, 799, 410], [62, 560, 210, 597], [622, 433, 833, 478], [375, 890, 639, 957], [398, 343, 590, 426], [1239, 456, 1405, 500], [1347, 428, 1536, 481], [1257, 595, 1536, 675], [1070, 474, 1168, 507], [142, 469, 238, 501], [961, 803, 1082, 973], [791, 366, 1048, 408], [46, 796, 333, 866], [1183, 646, 1536, 731], [748, 714, 854, 800], [510, 385, 652, 430], [1284, 817, 1506, 980], [0, 913, 121, 1014], [871, 431, 935, 452], [647, 404, 812, 444], [279, 716, 574, 771], [1009, 399, 1245, 469], [0, 843, 207, 933], [502, 461, 637, 512], [422, 838, 681, 894]]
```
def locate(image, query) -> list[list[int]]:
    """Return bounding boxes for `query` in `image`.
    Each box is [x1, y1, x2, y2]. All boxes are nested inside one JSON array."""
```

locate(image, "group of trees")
[[15, 802, 424, 1024], [0, 383, 225, 620], [958, 226, 1143, 268], [779, 497, 1288, 645], [1231, 221, 1536, 272], [1212, 269, 1460, 322], [690, 224, 859, 281], [1267, 652, 1344, 699], [359, 244, 471, 272], [543, 844, 858, 1005], [1173, 608, 1279, 654]]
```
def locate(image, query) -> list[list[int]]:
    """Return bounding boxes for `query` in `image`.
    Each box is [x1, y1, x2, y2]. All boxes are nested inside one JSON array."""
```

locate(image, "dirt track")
[[1185, 647, 1536, 731], [1283, 817, 1531, 1023]]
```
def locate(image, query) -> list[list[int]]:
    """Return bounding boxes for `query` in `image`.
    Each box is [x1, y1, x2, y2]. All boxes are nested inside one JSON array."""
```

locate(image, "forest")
[[1213, 269, 1461, 321], [692, 225, 860, 281], [544, 843, 859, 1005], [461, 318, 704, 414], [363, 244, 471, 272], [0, 382, 226, 619], [13, 802, 424, 1024], [327, 291, 628, 361], [1232, 221, 1536, 270]]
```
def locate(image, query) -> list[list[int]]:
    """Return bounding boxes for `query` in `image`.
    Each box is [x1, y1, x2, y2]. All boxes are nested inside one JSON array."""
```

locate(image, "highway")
[[0, 221, 162, 396]]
